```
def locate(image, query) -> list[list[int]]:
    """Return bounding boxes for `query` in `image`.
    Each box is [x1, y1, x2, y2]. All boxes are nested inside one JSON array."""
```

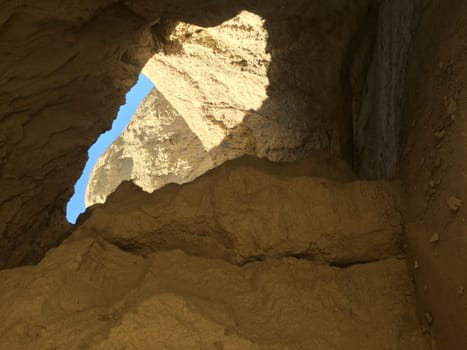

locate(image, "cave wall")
[[0, 0, 159, 268], [400, 0, 467, 348], [0, 0, 244, 268], [0, 0, 371, 268]]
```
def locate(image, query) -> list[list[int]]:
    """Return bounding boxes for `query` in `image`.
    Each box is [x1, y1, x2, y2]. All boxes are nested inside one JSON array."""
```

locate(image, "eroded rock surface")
[[4, 0, 463, 347], [0, 1, 372, 267], [144, 4, 369, 162], [0, 1, 158, 268], [0, 152, 431, 349], [78, 156, 403, 266], [0, 237, 429, 350], [86, 88, 214, 206], [143, 11, 273, 158]]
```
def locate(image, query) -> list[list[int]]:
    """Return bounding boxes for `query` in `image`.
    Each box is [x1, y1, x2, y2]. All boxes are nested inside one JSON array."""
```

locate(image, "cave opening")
[[75, 11, 277, 214], [66, 73, 154, 223], [67, 5, 370, 224]]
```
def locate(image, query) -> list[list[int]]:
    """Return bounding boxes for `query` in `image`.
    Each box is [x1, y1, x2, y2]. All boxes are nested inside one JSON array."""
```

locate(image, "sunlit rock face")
[[87, 5, 371, 205], [143, 11, 272, 155], [87, 11, 272, 206], [85, 89, 214, 206]]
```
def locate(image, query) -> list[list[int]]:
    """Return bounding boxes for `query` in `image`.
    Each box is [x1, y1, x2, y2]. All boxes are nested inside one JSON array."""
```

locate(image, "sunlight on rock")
[[143, 11, 271, 151], [86, 11, 272, 207]]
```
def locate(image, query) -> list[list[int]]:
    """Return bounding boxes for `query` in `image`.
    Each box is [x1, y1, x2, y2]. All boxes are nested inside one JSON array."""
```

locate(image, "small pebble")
[[447, 196, 463, 213], [421, 326, 430, 335], [458, 286, 465, 296], [430, 232, 440, 244], [447, 98, 458, 114], [424, 312, 433, 325], [434, 130, 446, 140], [414, 260, 420, 270]]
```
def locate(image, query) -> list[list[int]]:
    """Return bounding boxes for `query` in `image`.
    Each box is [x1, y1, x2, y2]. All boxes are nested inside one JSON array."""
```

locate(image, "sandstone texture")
[[79, 156, 400, 267], [86, 88, 214, 206], [143, 11, 273, 159], [0, 156, 431, 349], [0, 236, 429, 350], [0, 0, 157, 268]]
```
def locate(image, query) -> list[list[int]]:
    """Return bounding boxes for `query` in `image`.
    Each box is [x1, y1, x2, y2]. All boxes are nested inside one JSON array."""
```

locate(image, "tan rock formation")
[[85, 88, 214, 206], [79, 156, 400, 267], [0, 1, 158, 268], [143, 11, 272, 157], [0, 154, 430, 349], [0, 236, 429, 350]]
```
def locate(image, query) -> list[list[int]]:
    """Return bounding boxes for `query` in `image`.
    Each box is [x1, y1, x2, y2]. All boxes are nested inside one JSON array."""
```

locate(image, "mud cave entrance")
[[70, 7, 374, 219], [0, 1, 466, 349], [69, 11, 279, 220]]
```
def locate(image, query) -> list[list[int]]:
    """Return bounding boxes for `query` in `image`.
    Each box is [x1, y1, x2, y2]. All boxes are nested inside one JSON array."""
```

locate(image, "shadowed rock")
[[76, 156, 401, 267]]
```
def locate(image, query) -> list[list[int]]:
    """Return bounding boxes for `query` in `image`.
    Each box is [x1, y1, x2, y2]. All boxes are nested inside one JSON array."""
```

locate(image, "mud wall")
[[401, 0, 467, 348]]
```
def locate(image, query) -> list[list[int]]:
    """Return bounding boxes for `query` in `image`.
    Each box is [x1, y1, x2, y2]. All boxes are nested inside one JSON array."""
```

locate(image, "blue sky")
[[66, 73, 154, 223]]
